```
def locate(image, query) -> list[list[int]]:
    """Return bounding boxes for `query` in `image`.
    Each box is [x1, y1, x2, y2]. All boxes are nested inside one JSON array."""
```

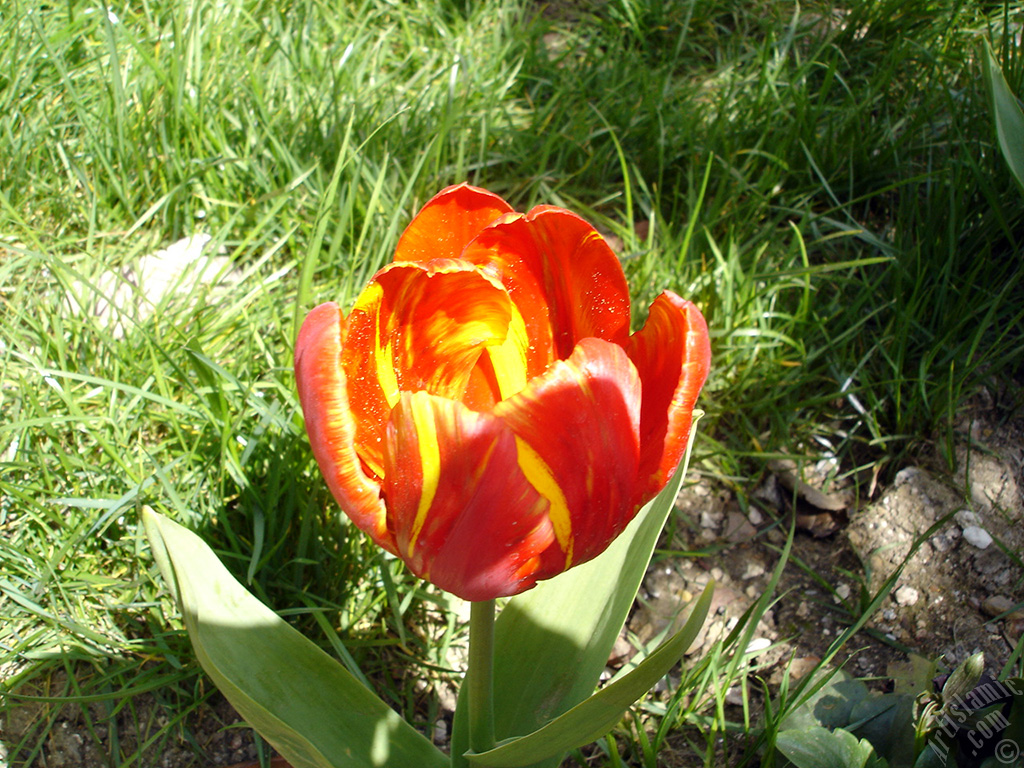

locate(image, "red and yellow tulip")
[[295, 184, 710, 601]]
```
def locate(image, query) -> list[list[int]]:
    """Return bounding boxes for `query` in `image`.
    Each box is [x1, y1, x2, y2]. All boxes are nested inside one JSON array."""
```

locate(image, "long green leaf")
[[143, 508, 448, 768], [983, 41, 1024, 193], [451, 416, 704, 768], [466, 582, 713, 767]]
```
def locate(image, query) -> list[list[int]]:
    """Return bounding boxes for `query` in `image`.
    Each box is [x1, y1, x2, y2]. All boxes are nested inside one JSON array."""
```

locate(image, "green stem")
[[467, 599, 496, 755]]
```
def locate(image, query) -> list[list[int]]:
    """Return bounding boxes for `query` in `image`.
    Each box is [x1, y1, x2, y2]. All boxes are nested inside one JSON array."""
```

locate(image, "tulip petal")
[[393, 183, 513, 265], [494, 337, 642, 567], [625, 292, 711, 503], [461, 207, 632, 366], [342, 260, 515, 470], [294, 303, 394, 553], [383, 391, 565, 601]]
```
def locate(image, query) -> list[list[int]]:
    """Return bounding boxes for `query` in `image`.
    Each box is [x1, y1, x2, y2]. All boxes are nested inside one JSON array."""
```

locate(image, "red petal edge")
[[626, 292, 711, 504], [294, 303, 396, 553]]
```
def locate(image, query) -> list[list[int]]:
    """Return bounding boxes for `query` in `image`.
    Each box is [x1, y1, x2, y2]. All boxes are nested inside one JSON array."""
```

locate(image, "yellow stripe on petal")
[[407, 392, 442, 555], [514, 436, 573, 567], [353, 282, 401, 408], [487, 303, 530, 400]]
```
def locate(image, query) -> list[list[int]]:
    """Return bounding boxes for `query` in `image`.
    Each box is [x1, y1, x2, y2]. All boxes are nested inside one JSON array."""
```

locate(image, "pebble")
[[700, 510, 723, 529], [789, 655, 821, 680], [894, 585, 920, 606], [894, 467, 923, 487], [982, 595, 1017, 617], [746, 637, 772, 655], [962, 525, 993, 549], [955, 509, 980, 527], [835, 583, 851, 601], [743, 561, 766, 580], [930, 529, 959, 552], [725, 512, 757, 542]]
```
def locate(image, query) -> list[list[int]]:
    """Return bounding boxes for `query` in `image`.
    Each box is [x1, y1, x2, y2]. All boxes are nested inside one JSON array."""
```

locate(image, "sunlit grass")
[[2, 0, 1023, 764]]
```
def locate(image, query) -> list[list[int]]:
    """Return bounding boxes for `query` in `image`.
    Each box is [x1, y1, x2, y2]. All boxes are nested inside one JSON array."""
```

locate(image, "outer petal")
[[294, 303, 395, 553], [392, 183, 513, 265], [494, 337, 642, 568], [382, 391, 565, 601], [342, 260, 515, 472], [625, 292, 711, 504], [461, 206, 632, 364]]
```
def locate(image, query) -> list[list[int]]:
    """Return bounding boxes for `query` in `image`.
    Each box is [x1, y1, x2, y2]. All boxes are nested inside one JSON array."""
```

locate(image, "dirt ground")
[[2, 396, 1022, 768]]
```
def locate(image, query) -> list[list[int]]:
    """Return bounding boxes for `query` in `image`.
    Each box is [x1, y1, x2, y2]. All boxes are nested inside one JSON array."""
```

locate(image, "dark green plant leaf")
[[983, 41, 1024, 193], [849, 693, 915, 767], [777, 726, 887, 768], [1002, 678, 1024, 748], [465, 582, 713, 767], [779, 668, 872, 732], [914, 742, 947, 768], [143, 508, 448, 768]]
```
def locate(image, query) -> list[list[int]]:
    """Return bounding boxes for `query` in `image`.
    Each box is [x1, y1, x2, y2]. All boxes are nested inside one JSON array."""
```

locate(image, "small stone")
[[433, 720, 448, 744], [609, 632, 636, 665], [743, 561, 766, 580], [1008, 618, 1024, 643], [748, 508, 765, 525], [894, 585, 920, 606], [894, 467, 923, 486], [982, 595, 1016, 617], [883, 608, 897, 621], [789, 655, 821, 680], [725, 686, 745, 706], [796, 601, 811, 618], [835, 583, 851, 601], [700, 510, 723, 529], [746, 637, 771, 655], [962, 525, 992, 549], [710, 567, 726, 582], [930, 528, 959, 552], [725, 511, 757, 542], [955, 509, 980, 527]]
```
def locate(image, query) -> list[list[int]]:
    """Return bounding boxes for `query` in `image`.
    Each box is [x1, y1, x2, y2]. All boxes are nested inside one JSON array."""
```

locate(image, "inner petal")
[[342, 260, 513, 473]]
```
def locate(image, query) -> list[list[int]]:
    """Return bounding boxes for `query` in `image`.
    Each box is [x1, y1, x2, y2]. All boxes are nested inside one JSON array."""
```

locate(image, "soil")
[[2, 398, 1022, 768]]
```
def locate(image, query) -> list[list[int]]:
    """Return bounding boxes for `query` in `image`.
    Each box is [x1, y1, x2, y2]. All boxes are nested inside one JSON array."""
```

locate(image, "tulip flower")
[[295, 184, 710, 602]]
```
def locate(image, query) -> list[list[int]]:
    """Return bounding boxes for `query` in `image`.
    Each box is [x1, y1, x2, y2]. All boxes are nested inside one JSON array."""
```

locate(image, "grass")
[[2, 0, 1023, 765]]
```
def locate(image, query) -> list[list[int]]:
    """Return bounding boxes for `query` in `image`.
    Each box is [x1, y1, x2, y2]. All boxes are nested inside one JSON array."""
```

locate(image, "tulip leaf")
[[464, 581, 713, 767], [776, 726, 885, 768], [142, 508, 448, 768], [983, 40, 1024, 193], [452, 415, 704, 768]]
